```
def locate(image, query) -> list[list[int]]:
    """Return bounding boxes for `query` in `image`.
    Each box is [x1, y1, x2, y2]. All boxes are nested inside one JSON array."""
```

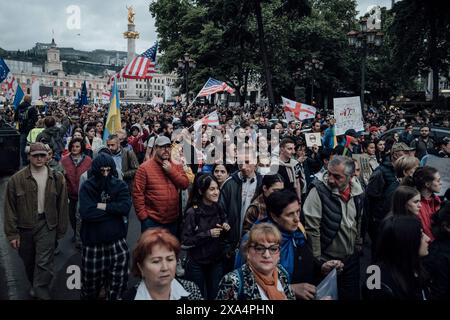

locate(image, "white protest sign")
[[425, 155, 450, 196], [305, 132, 322, 147], [333, 96, 364, 135], [151, 96, 163, 105]]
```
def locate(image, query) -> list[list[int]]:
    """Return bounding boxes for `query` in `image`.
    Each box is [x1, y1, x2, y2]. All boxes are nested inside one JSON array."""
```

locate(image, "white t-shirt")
[[240, 173, 257, 234], [31, 166, 48, 214]]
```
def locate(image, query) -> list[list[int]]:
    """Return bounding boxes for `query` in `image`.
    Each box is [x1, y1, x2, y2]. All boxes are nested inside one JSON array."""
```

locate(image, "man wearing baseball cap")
[[133, 136, 189, 235], [4, 142, 69, 299]]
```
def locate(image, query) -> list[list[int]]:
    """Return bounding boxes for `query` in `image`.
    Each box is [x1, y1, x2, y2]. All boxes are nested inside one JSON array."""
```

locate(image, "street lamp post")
[[304, 58, 324, 105], [177, 53, 196, 105], [347, 17, 383, 110]]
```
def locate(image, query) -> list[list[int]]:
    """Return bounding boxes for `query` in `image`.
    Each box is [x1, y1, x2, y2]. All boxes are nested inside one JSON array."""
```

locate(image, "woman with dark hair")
[[85, 125, 103, 154], [123, 228, 203, 300], [242, 174, 285, 234], [212, 163, 232, 188], [391, 186, 422, 216], [181, 174, 230, 299], [364, 215, 431, 300], [61, 137, 92, 247], [409, 166, 442, 241], [424, 203, 450, 299], [374, 138, 386, 164]]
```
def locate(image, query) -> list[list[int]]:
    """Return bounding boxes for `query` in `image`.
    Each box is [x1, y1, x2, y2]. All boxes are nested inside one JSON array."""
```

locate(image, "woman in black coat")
[[364, 215, 432, 300], [181, 174, 230, 299], [424, 203, 450, 299]]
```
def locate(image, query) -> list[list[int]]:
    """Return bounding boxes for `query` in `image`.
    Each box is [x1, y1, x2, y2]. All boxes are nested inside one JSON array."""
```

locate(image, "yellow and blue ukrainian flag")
[[103, 79, 121, 143]]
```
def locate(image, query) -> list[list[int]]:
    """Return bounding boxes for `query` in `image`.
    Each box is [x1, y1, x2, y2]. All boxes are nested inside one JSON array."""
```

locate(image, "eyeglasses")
[[250, 244, 280, 255], [100, 167, 111, 173]]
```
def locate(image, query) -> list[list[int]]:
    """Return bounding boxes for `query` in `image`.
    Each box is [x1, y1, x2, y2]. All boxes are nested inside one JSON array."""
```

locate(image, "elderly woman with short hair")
[[123, 228, 203, 300], [216, 223, 295, 300]]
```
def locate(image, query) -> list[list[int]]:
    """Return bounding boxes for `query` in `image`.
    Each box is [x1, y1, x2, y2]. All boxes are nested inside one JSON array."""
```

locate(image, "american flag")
[[109, 42, 157, 84], [197, 78, 235, 97]]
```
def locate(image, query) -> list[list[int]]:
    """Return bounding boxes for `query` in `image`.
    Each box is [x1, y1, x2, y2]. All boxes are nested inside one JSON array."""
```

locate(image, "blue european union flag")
[[0, 58, 10, 83], [78, 80, 88, 107]]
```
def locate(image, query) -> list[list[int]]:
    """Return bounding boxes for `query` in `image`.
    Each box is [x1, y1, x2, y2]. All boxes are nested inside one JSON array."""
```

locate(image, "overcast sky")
[[0, 0, 393, 53]]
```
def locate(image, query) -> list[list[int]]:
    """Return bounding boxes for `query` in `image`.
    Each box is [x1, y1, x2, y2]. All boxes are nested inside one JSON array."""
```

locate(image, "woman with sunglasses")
[[216, 223, 295, 300], [235, 190, 339, 300]]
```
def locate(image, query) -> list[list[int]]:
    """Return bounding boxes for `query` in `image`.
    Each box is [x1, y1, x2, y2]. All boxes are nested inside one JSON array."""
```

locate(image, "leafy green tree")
[[390, 0, 450, 104]]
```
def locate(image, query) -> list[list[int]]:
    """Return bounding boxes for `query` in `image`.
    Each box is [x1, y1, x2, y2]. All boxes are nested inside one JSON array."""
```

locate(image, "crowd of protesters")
[[2, 95, 450, 300]]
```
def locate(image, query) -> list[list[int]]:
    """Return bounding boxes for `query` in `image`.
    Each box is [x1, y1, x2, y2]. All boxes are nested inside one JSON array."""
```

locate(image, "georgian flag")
[[193, 111, 220, 131], [282, 96, 316, 122]]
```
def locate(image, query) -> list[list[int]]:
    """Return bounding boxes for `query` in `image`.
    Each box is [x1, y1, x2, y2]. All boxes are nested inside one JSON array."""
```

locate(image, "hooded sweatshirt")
[[79, 153, 132, 245]]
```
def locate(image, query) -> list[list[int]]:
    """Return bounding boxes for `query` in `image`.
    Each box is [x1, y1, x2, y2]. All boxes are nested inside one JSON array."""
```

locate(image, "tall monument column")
[[123, 6, 139, 100]]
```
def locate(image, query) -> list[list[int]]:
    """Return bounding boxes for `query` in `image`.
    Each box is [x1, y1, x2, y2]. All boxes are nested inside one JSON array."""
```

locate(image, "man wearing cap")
[[133, 135, 189, 235], [4, 142, 69, 299], [365, 142, 414, 253]]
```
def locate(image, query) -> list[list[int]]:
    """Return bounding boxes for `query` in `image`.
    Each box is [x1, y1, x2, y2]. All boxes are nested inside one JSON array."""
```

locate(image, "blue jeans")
[[140, 217, 178, 236], [184, 257, 224, 300]]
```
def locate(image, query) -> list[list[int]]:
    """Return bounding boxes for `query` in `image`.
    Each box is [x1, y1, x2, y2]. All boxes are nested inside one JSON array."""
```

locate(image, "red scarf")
[[339, 184, 351, 202]]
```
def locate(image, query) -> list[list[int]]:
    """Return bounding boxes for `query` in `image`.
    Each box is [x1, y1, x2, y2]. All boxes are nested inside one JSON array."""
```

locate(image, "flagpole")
[[186, 77, 211, 108]]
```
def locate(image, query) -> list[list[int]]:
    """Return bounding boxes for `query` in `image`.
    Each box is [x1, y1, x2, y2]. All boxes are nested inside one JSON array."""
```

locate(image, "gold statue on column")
[[126, 5, 135, 24], [124, 5, 139, 39]]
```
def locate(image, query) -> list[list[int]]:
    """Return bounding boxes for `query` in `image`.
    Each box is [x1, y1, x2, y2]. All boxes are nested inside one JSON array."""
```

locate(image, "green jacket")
[[4, 165, 69, 241]]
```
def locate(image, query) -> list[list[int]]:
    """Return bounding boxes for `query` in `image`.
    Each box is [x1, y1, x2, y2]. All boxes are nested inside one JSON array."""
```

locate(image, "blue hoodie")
[[79, 154, 131, 245]]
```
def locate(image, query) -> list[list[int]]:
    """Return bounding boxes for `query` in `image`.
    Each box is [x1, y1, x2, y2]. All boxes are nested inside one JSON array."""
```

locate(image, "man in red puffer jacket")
[[133, 136, 189, 236]]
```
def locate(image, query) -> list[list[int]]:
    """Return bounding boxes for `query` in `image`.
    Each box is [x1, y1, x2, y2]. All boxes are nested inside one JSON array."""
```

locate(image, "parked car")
[[381, 126, 450, 142]]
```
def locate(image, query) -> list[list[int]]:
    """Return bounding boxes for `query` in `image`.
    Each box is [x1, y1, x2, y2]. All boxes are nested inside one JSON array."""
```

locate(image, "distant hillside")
[[1, 45, 127, 76]]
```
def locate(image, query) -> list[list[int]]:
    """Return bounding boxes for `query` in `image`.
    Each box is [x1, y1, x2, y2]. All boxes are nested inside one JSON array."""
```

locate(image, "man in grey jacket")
[[303, 156, 364, 300]]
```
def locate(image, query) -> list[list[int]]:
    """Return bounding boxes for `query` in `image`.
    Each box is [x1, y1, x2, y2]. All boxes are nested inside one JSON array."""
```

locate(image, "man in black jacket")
[[14, 95, 38, 165], [219, 151, 262, 273], [365, 142, 414, 253], [79, 153, 131, 300]]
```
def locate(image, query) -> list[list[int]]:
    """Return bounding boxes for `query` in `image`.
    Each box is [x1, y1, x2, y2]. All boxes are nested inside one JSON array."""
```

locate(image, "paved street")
[[0, 175, 141, 300]]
